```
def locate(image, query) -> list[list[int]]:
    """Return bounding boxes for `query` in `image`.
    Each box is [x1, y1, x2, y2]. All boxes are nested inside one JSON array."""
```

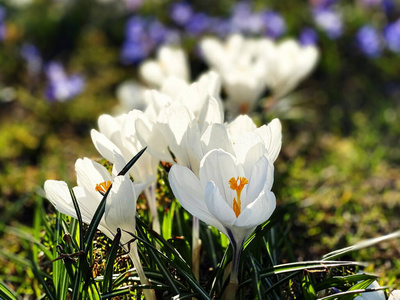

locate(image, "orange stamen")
[[95, 181, 111, 195], [229, 176, 249, 218]]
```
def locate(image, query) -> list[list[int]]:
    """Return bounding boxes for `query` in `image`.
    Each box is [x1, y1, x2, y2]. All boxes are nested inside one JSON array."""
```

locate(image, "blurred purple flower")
[[384, 19, 400, 52], [170, 1, 193, 26], [21, 43, 42, 75], [184, 12, 211, 36], [0, 5, 6, 41], [210, 17, 232, 37], [149, 20, 168, 45], [45, 62, 85, 102], [230, 1, 264, 34], [262, 11, 286, 38], [299, 27, 318, 46], [120, 40, 150, 64], [313, 7, 343, 39], [356, 25, 383, 58], [125, 16, 147, 42]]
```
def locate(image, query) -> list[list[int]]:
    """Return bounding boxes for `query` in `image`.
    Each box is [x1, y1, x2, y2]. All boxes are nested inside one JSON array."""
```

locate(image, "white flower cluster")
[[44, 33, 319, 298]]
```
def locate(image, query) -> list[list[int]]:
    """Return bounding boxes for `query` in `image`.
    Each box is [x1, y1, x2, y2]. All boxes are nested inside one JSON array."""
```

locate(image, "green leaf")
[[315, 274, 379, 292], [102, 228, 122, 293], [302, 272, 317, 300], [0, 282, 18, 300]]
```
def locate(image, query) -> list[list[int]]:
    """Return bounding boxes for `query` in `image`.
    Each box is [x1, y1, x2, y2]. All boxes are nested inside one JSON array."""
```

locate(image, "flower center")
[[95, 181, 111, 195], [229, 176, 249, 218]]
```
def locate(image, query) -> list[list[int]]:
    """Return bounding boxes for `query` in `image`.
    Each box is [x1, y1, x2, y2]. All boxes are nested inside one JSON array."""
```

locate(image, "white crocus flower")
[[90, 111, 161, 234], [260, 38, 319, 99], [200, 34, 268, 115], [136, 72, 224, 176], [44, 158, 155, 300], [114, 80, 148, 114], [169, 148, 276, 292], [139, 45, 190, 89], [200, 34, 319, 115]]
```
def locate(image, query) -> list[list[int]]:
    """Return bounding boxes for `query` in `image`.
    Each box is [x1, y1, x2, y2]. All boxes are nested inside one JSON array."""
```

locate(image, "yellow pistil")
[[95, 181, 111, 195], [229, 176, 249, 218]]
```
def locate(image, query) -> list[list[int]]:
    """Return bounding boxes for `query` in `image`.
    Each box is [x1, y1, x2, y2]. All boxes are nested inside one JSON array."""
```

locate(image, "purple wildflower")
[[299, 27, 318, 46], [125, 16, 147, 42], [120, 40, 150, 65], [313, 7, 343, 39], [184, 12, 211, 36], [21, 43, 42, 75], [230, 1, 263, 34], [384, 19, 400, 52], [261, 11, 286, 39], [356, 25, 383, 58], [170, 1, 193, 26], [210, 17, 232, 38], [45, 62, 85, 102]]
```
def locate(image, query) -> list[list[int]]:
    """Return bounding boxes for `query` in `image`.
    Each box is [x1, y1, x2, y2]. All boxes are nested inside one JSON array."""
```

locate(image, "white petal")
[[204, 181, 236, 230], [245, 156, 274, 205], [90, 129, 124, 165], [139, 60, 165, 88], [105, 176, 137, 235], [44, 180, 77, 218], [158, 46, 190, 82], [200, 123, 235, 156], [160, 76, 189, 100], [197, 96, 224, 132], [116, 80, 147, 112], [233, 132, 265, 169], [227, 115, 257, 143], [71, 186, 101, 224], [98, 114, 123, 144], [255, 118, 282, 163], [199, 149, 244, 209], [75, 158, 112, 199], [169, 165, 225, 233], [135, 117, 174, 163], [235, 190, 276, 228]]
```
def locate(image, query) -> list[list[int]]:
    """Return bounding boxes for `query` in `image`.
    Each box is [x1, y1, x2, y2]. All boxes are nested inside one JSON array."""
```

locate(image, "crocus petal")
[[135, 117, 174, 163], [98, 114, 124, 145], [235, 190, 276, 228], [139, 60, 165, 88], [204, 181, 236, 230], [245, 156, 274, 205], [90, 129, 125, 166], [75, 158, 112, 199], [161, 76, 189, 100], [169, 164, 226, 233], [71, 186, 102, 224], [254, 118, 282, 163], [233, 132, 265, 169], [44, 180, 77, 218], [197, 96, 224, 132], [199, 149, 244, 208], [105, 176, 137, 236], [227, 114, 257, 143], [200, 123, 235, 157]]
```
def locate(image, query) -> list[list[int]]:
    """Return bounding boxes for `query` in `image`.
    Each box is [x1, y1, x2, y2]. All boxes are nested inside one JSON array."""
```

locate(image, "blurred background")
[[0, 0, 400, 295]]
